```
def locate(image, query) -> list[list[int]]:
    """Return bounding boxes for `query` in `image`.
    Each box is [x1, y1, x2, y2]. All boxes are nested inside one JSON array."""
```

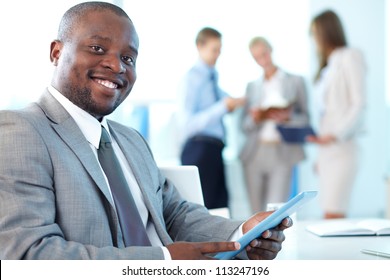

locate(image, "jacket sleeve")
[[241, 82, 263, 134], [332, 49, 366, 141], [289, 76, 310, 126]]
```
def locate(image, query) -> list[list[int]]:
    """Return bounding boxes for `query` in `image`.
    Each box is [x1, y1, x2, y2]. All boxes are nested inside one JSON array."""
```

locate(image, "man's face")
[[250, 43, 273, 69], [197, 38, 222, 66], [50, 10, 139, 119]]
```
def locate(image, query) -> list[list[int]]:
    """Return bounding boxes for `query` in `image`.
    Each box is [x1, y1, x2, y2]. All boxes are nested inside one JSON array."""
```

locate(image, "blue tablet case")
[[214, 191, 318, 260]]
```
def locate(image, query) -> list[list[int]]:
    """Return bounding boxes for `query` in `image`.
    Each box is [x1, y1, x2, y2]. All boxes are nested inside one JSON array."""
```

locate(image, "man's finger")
[[261, 229, 286, 243], [195, 241, 241, 254], [249, 238, 282, 253], [275, 217, 293, 230], [247, 246, 280, 260]]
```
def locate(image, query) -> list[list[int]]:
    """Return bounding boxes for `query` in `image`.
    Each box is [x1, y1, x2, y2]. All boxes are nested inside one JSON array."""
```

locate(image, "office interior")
[[0, 0, 389, 221]]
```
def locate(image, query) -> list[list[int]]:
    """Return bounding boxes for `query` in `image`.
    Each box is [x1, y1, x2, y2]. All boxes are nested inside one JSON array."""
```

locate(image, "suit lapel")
[[108, 123, 172, 245], [280, 73, 295, 104], [38, 90, 171, 245], [253, 78, 265, 106], [37, 91, 115, 208]]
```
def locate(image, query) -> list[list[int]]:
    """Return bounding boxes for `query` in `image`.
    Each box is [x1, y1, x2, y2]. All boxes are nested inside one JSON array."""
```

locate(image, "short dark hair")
[[58, 1, 131, 42], [195, 27, 222, 46]]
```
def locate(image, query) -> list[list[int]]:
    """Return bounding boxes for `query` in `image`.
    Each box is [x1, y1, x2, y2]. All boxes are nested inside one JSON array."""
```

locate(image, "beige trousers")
[[243, 143, 294, 214]]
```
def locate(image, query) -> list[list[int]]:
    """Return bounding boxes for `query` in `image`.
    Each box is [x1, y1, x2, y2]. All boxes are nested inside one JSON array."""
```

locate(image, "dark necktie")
[[210, 71, 226, 139], [98, 126, 151, 246], [210, 71, 220, 101]]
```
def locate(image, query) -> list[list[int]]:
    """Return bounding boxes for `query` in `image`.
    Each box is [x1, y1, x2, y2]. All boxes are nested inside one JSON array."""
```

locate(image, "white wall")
[[122, 0, 310, 103], [0, 0, 85, 109]]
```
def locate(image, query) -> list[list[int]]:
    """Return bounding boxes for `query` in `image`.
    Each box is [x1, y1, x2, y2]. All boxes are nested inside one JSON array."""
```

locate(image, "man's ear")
[[50, 40, 63, 66], [196, 42, 204, 52]]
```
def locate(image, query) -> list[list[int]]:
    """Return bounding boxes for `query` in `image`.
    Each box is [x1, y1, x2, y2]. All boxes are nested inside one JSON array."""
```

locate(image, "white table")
[[276, 219, 390, 260]]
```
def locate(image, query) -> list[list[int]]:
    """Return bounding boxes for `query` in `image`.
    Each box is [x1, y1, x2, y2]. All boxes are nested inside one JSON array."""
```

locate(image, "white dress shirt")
[[47, 86, 171, 259], [258, 70, 289, 142]]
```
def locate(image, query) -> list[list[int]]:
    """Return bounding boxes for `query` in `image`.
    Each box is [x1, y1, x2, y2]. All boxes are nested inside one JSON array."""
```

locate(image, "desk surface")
[[276, 219, 390, 260]]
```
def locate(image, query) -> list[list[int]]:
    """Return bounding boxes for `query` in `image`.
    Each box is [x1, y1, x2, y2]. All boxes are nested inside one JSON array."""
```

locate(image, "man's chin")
[[87, 105, 117, 120]]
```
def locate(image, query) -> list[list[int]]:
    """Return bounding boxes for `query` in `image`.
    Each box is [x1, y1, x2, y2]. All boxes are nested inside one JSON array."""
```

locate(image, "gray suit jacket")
[[240, 72, 309, 166], [0, 90, 241, 259]]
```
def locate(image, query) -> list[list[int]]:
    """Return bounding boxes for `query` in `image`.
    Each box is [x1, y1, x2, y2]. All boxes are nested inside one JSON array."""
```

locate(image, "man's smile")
[[93, 78, 119, 89]]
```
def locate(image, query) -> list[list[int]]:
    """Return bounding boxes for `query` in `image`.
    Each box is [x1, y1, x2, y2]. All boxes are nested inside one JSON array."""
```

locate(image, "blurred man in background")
[[179, 27, 244, 210]]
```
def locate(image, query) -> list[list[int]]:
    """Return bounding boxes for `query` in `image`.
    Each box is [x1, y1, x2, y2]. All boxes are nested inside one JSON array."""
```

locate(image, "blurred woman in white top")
[[307, 10, 366, 219]]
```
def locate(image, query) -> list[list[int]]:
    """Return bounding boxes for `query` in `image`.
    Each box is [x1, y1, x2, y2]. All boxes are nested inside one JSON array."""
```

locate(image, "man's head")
[[50, 2, 139, 120], [195, 27, 222, 67], [249, 37, 274, 70]]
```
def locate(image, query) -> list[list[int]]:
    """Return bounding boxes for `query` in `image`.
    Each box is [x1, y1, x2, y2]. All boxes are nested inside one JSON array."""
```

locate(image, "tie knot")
[[100, 126, 112, 149]]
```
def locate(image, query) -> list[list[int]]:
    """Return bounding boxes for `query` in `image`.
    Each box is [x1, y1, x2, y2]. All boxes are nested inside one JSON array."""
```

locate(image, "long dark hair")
[[311, 10, 347, 80]]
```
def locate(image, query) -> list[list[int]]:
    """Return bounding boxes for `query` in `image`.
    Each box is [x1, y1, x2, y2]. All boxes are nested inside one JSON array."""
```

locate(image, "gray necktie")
[[98, 126, 151, 246]]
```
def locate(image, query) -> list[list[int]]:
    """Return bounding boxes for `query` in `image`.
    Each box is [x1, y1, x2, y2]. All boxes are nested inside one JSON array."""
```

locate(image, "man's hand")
[[225, 97, 245, 112], [167, 241, 240, 260], [242, 212, 293, 260]]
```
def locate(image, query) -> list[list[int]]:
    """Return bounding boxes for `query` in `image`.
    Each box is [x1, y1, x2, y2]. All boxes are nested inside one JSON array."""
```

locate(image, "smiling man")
[[0, 2, 291, 260], [51, 3, 138, 119]]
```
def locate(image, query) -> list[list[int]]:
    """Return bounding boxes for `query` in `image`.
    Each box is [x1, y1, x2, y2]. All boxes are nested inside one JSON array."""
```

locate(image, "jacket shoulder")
[[283, 71, 304, 82], [333, 47, 365, 65], [245, 78, 262, 94], [0, 103, 47, 128]]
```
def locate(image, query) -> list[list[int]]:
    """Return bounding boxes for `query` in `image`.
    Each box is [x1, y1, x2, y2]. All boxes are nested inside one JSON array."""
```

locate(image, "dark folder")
[[277, 125, 316, 144]]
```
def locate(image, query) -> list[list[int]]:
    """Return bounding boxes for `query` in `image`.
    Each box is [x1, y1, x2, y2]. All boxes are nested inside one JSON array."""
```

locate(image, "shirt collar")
[[47, 85, 110, 149], [275, 68, 285, 78], [264, 68, 285, 82], [196, 59, 215, 72]]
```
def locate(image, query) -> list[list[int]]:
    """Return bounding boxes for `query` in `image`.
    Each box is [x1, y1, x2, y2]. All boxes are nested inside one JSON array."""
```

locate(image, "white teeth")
[[95, 79, 118, 89]]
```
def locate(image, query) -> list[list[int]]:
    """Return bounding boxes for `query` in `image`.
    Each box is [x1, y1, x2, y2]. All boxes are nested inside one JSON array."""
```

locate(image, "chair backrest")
[[159, 165, 205, 206]]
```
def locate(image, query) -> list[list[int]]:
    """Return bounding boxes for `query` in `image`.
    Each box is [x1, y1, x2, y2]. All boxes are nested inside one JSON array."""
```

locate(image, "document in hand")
[[306, 218, 390, 237], [276, 125, 316, 144]]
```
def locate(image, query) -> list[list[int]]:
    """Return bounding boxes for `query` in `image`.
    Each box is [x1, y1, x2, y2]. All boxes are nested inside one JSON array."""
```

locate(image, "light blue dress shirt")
[[180, 60, 229, 141]]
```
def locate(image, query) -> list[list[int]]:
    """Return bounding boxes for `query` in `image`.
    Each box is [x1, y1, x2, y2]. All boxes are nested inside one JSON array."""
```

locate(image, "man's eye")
[[122, 56, 135, 65], [91, 46, 104, 53]]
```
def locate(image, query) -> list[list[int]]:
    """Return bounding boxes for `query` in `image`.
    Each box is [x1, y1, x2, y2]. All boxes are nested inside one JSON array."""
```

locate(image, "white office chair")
[[159, 165, 230, 218]]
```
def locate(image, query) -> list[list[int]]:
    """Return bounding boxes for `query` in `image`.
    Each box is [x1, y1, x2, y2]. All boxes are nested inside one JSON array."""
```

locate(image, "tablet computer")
[[277, 125, 316, 144], [214, 190, 318, 260]]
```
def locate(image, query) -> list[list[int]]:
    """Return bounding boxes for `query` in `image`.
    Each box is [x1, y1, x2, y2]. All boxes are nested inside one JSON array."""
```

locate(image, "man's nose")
[[102, 54, 126, 74]]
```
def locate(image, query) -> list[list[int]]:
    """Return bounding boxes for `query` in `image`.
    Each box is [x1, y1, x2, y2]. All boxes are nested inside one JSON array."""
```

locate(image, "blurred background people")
[[240, 37, 310, 213], [307, 10, 366, 219], [179, 27, 244, 210]]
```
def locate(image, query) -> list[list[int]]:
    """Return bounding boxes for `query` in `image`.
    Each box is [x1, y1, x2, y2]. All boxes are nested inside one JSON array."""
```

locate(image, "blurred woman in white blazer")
[[307, 10, 366, 219]]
